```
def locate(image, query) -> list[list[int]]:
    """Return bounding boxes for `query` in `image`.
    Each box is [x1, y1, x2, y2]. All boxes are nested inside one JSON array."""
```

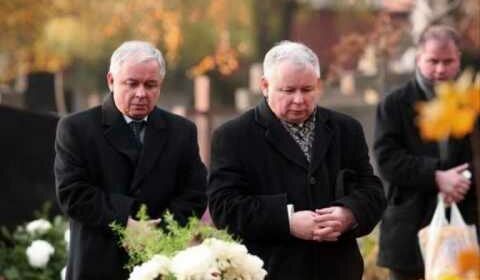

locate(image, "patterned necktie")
[[130, 120, 145, 148]]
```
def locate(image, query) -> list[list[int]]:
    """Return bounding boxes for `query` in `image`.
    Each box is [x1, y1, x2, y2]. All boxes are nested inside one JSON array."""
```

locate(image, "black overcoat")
[[55, 95, 207, 280], [374, 79, 478, 272], [208, 100, 386, 280]]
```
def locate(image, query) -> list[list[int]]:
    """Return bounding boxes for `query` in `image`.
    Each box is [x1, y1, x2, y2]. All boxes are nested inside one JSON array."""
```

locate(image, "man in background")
[[375, 24, 478, 280]]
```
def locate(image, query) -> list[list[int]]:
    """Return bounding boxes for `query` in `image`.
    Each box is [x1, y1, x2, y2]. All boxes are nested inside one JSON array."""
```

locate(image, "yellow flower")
[[416, 100, 451, 140], [417, 69, 480, 141], [451, 108, 476, 138]]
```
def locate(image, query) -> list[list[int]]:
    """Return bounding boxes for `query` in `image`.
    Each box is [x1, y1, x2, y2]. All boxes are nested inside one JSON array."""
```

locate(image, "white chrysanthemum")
[[26, 219, 52, 235], [170, 244, 218, 280], [236, 254, 267, 280], [128, 254, 170, 280], [61, 266, 67, 280], [204, 238, 267, 280], [25, 240, 55, 268]]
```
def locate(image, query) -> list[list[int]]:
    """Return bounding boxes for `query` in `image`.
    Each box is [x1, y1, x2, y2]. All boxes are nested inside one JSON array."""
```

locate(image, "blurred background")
[[1, 0, 478, 114], [0, 0, 479, 278]]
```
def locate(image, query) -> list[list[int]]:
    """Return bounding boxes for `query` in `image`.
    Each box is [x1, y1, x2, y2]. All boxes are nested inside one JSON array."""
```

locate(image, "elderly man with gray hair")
[[207, 41, 386, 280], [55, 41, 207, 280]]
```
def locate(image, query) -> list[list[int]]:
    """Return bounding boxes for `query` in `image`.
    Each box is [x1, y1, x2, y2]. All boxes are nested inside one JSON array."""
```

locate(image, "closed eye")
[[125, 80, 139, 88]]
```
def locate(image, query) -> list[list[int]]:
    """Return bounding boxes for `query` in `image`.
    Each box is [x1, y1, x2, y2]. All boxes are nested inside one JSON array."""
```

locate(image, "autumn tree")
[[0, 0, 255, 111]]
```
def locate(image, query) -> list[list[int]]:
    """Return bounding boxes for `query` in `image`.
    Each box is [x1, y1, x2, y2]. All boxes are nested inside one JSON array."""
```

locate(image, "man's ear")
[[106, 72, 114, 92], [260, 76, 269, 97], [317, 78, 323, 96], [415, 48, 421, 64]]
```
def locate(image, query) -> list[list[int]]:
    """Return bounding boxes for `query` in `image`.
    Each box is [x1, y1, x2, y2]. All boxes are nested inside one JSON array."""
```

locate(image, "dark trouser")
[[389, 269, 424, 280]]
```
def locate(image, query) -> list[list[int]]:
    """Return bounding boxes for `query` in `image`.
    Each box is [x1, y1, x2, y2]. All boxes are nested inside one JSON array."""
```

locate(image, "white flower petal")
[[26, 219, 52, 235], [170, 244, 216, 279], [26, 240, 55, 268], [128, 254, 170, 280], [64, 229, 70, 244]]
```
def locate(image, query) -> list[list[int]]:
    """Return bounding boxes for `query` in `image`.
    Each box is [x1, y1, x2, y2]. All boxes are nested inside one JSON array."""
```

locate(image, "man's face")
[[107, 59, 162, 119], [416, 39, 460, 83], [261, 60, 321, 124]]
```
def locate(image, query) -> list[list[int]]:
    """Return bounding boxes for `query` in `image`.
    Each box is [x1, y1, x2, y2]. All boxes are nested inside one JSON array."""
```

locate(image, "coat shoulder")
[[320, 107, 363, 133], [160, 108, 197, 131], [381, 80, 417, 106], [58, 106, 101, 130], [214, 108, 255, 136]]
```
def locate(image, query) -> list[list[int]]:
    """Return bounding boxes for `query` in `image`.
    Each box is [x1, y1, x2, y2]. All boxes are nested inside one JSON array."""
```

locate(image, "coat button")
[[309, 177, 316, 185]]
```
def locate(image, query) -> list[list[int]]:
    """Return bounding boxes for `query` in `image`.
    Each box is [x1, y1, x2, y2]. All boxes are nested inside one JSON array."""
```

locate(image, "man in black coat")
[[55, 41, 207, 280], [208, 41, 386, 280], [375, 25, 478, 280]]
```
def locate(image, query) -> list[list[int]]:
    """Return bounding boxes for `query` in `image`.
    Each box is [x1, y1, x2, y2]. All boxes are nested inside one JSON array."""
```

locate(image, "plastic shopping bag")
[[418, 195, 479, 280]]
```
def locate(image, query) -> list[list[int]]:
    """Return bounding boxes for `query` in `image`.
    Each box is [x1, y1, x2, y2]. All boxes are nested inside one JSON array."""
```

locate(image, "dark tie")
[[130, 120, 146, 149]]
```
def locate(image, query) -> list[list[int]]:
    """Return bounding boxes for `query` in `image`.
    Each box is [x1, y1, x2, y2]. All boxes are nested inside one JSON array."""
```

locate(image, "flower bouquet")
[[0, 205, 68, 280], [111, 206, 267, 280]]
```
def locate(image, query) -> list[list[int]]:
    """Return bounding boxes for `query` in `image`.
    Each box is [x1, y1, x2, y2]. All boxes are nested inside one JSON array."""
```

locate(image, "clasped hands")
[[435, 163, 471, 205], [289, 206, 355, 242]]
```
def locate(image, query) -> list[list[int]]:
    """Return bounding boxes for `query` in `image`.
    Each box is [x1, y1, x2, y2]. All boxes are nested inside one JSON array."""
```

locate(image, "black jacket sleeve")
[[167, 123, 207, 225], [333, 120, 386, 237], [374, 92, 440, 191], [207, 125, 291, 242], [54, 117, 134, 229]]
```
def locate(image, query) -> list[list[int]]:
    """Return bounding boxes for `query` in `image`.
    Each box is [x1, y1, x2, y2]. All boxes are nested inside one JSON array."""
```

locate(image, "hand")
[[435, 163, 471, 203], [289, 210, 322, 241], [312, 224, 341, 242], [314, 206, 356, 240]]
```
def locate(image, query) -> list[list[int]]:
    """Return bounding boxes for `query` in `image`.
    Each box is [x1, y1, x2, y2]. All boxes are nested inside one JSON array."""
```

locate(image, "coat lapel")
[[405, 79, 444, 159], [309, 108, 333, 173], [131, 108, 167, 190], [102, 94, 138, 165], [255, 99, 309, 170]]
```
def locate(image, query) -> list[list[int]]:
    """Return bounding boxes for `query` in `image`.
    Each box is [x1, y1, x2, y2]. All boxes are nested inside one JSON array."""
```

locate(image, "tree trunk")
[[252, 0, 299, 59], [279, 0, 298, 40], [252, 1, 270, 58], [54, 71, 67, 115]]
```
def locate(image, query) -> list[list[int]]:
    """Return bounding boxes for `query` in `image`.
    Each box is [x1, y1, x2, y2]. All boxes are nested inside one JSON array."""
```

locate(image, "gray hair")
[[417, 24, 460, 50], [109, 40, 166, 79], [263, 41, 320, 80]]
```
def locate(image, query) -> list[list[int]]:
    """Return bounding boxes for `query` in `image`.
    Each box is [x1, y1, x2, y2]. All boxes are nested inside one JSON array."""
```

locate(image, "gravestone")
[[0, 105, 60, 229], [24, 72, 57, 113]]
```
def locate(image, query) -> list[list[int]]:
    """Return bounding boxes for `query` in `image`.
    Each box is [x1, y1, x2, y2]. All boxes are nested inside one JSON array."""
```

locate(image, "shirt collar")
[[415, 70, 435, 100], [123, 115, 148, 124]]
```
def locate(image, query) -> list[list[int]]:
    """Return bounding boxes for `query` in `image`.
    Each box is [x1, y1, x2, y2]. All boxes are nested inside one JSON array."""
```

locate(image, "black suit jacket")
[[374, 79, 478, 272], [55, 95, 207, 280], [207, 100, 385, 280]]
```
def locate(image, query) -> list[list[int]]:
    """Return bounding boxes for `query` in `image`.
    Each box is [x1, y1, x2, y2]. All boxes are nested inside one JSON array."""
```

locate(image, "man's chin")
[[433, 77, 451, 83], [128, 111, 149, 120], [286, 116, 308, 124]]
